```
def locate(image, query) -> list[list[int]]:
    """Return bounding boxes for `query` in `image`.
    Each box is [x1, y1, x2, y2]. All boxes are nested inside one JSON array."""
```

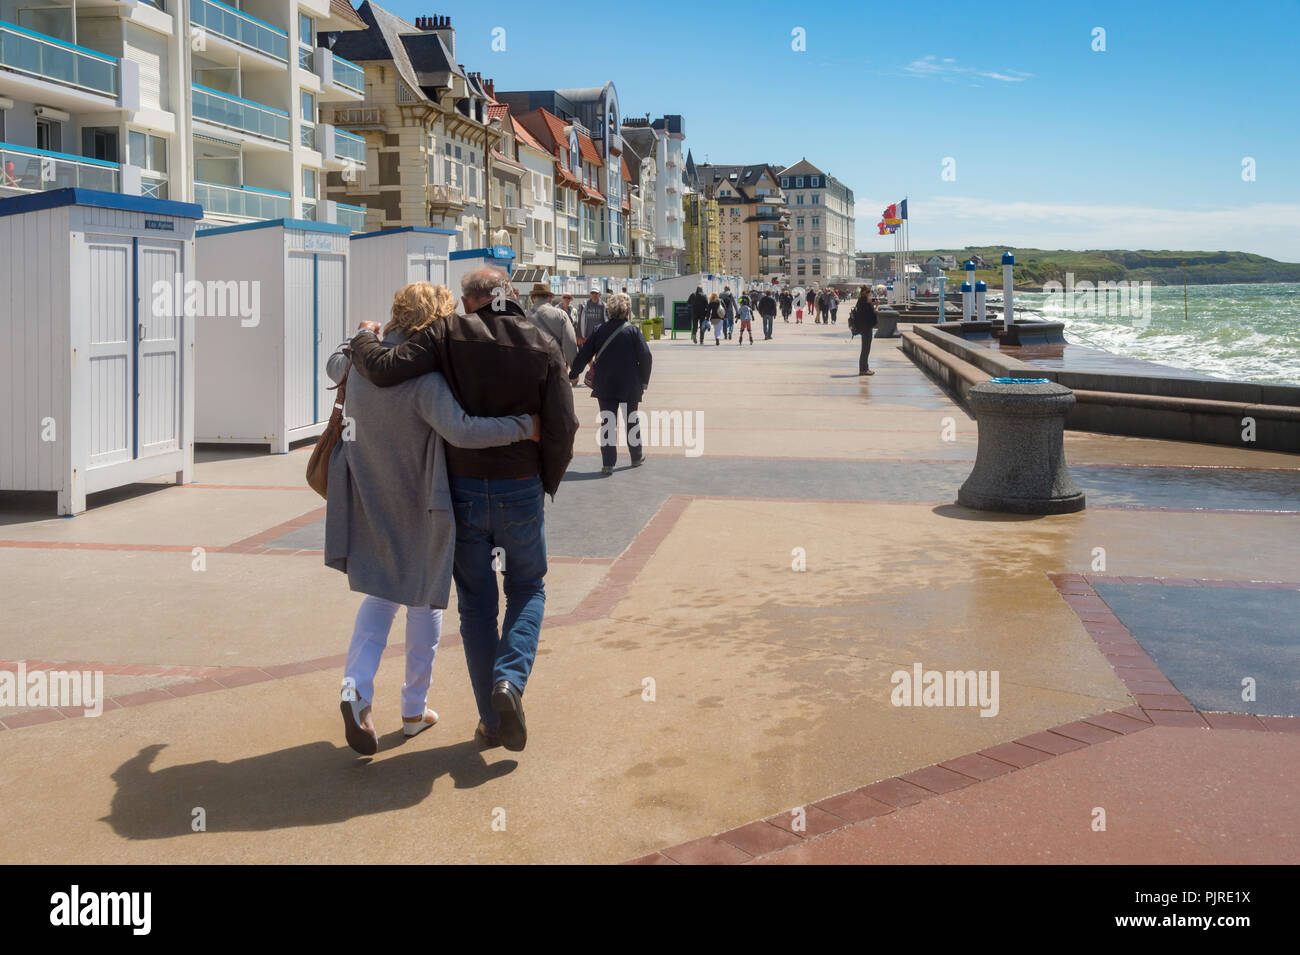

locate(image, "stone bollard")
[[957, 378, 1086, 514], [875, 308, 900, 338]]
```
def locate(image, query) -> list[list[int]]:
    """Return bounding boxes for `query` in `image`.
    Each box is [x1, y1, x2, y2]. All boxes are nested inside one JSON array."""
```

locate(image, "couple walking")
[[326, 268, 579, 755]]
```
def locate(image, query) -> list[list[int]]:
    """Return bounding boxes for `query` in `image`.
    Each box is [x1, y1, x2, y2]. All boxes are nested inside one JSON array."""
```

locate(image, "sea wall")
[[902, 324, 1300, 453]]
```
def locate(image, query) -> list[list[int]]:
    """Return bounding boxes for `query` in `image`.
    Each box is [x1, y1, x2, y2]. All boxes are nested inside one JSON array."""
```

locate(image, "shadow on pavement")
[[102, 740, 516, 839], [930, 504, 1048, 523]]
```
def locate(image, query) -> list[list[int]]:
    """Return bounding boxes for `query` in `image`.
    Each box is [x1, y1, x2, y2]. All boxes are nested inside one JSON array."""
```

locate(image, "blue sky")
[[376, 0, 1300, 260]]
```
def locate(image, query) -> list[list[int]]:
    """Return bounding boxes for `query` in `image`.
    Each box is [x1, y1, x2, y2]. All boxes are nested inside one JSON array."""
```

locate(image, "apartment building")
[[510, 114, 555, 273], [0, 0, 370, 229], [321, 5, 504, 248], [695, 162, 788, 283], [683, 190, 720, 275], [778, 159, 855, 284]]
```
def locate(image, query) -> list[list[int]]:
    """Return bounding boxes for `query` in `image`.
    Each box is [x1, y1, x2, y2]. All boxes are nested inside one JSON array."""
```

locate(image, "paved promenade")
[[1, 321, 1297, 864]]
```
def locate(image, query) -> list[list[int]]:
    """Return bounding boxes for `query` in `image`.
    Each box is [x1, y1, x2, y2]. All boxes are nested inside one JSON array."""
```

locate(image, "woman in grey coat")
[[325, 282, 537, 755]]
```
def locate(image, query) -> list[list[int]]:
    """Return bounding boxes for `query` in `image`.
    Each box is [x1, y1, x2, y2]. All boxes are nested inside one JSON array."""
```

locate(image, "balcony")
[[335, 202, 366, 233], [191, 0, 288, 63], [0, 142, 118, 193], [426, 183, 462, 210], [194, 180, 290, 220], [297, 45, 313, 72], [504, 206, 527, 228], [314, 48, 365, 102], [0, 19, 118, 99], [299, 123, 315, 149], [192, 84, 289, 144], [332, 106, 381, 128], [333, 128, 365, 164]]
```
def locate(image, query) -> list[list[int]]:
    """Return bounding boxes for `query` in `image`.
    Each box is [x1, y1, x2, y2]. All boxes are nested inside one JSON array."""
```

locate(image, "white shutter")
[[124, 30, 166, 111]]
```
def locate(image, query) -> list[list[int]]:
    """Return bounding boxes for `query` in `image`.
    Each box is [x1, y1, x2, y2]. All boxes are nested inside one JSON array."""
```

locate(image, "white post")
[[962, 281, 973, 321], [936, 274, 947, 319], [976, 280, 987, 322], [1002, 251, 1015, 326]]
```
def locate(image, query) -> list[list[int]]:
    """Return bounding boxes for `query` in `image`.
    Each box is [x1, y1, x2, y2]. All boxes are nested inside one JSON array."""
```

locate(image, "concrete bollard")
[[957, 378, 1086, 514], [975, 280, 987, 322], [875, 307, 900, 338]]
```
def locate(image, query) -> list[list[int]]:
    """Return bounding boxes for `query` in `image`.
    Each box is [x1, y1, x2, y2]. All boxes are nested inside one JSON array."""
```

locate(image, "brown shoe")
[[475, 721, 502, 748], [340, 699, 378, 756]]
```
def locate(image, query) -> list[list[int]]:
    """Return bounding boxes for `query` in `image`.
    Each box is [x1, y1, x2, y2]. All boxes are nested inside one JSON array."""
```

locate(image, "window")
[[812, 216, 819, 228], [299, 14, 314, 46], [0, 109, 5, 141], [796, 216, 803, 228], [780, 177, 788, 188], [795, 193, 804, 206], [795, 176, 804, 188], [302, 167, 317, 200], [796, 236, 804, 251], [811, 176, 820, 187], [82, 127, 119, 163], [301, 91, 315, 124], [544, 221, 553, 247], [811, 193, 820, 205], [36, 118, 62, 153], [813, 236, 819, 248]]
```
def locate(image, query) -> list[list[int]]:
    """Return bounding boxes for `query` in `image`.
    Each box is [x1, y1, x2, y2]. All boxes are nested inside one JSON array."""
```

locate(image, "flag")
[[877, 221, 888, 235], [900, 199, 908, 220], [882, 203, 897, 220], [884, 217, 901, 226]]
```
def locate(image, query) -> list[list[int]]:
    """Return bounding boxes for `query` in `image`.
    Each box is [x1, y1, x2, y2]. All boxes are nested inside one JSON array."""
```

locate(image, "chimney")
[[430, 14, 454, 61], [484, 78, 495, 98]]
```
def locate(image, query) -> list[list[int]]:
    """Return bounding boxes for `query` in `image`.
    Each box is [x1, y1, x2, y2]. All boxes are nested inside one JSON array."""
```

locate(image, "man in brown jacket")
[[348, 268, 578, 752]]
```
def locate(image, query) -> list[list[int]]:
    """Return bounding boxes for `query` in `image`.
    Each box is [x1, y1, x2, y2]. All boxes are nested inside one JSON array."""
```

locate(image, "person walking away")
[[687, 284, 709, 345], [708, 292, 726, 345], [779, 288, 793, 323], [568, 293, 653, 474], [720, 285, 737, 340], [852, 285, 878, 375], [736, 296, 755, 344], [758, 289, 778, 340], [346, 267, 579, 753], [526, 283, 578, 370], [830, 289, 840, 324], [579, 289, 608, 348], [326, 283, 539, 754]]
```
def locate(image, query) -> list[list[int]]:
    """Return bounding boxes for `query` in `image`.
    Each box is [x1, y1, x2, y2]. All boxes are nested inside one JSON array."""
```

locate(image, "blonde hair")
[[385, 282, 456, 335], [607, 292, 631, 320]]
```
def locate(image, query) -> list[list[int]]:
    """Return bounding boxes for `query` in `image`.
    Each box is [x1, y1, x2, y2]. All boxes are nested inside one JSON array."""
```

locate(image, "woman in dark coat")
[[852, 286, 878, 375], [568, 292, 653, 474]]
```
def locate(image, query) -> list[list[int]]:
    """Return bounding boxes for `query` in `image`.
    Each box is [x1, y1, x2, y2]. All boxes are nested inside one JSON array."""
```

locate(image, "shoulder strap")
[[594, 322, 632, 362]]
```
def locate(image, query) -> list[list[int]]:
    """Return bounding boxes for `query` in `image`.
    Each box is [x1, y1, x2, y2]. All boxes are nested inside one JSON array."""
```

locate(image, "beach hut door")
[[286, 253, 315, 430], [86, 237, 134, 468], [135, 239, 184, 457], [315, 255, 345, 423]]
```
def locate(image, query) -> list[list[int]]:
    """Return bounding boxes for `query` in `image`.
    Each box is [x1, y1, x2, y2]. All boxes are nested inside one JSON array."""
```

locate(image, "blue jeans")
[[449, 476, 547, 727], [762, 313, 774, 338]]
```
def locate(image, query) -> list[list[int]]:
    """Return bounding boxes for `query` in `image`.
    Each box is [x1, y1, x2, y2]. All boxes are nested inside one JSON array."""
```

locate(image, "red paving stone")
[[660, 835, 751, 865], [1260, 717, 1300, 734], [1016, 731, 1089, 756], [900, 764, 978, 794], [1082, 711, 1154, 735], [977, 741, 1054, 768], [1049, 721, 1122, 746], [860, 777, 932, 808], [938, 752, 1018, 781], [752, 726, 1300, 864], [765, 805, 846, 838], [1201, 712, 1267, 731], [811, 789, 897, 822], [718, 821, 804, 856], [1146, 710, 1210, 728]]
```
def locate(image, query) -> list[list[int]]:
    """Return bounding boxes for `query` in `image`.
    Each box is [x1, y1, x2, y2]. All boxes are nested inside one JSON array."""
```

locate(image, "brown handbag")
[[306, 357, 351, 498]]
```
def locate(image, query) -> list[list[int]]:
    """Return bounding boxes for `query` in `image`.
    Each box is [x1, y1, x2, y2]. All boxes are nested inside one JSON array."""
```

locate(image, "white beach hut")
[[348, 226, 457, 325], [194, 218, 350, 453], [447, 245, 516, 294], [0, 188, 203, 515]]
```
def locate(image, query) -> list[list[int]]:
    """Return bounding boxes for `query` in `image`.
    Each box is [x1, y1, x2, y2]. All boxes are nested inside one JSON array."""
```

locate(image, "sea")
[[1001, 282, 1300, 386]]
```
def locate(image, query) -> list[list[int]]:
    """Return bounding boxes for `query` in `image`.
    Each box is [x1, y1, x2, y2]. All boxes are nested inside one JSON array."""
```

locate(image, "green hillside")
[[892, 247, 1300, 288]]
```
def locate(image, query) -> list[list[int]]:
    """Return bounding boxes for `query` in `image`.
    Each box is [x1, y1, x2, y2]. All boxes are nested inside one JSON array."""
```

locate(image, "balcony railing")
[[0, 19, 118, 97], [427, 183, 464, 207], [301, 200, 316, 220], [191, 0, 288, 62], [297, 45, 312, 71], [335, 202, 366, 233], [505, 206, 527, 227], [0, 142, 118, 192], [334, 128, 364, 164], [193, 84, 289, 143], [333, 106, 381, 126], [331, 54, 364, 93], [194, 180, 290, 220], [299, 123, 315, 149]]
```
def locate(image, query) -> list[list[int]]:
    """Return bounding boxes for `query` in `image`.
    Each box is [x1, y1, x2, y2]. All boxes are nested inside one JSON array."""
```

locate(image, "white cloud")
[[855, 197, 1300, 261], [903, 55, 1033, 84]]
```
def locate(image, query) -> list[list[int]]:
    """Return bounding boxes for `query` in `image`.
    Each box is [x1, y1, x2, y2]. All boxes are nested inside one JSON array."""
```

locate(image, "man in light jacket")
[[526, 283, 578, 369], [578, 289, 608, 344]]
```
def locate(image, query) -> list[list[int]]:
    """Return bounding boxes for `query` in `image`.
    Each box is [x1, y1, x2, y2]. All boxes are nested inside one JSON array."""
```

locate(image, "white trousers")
[[342, 596, 442, 719]]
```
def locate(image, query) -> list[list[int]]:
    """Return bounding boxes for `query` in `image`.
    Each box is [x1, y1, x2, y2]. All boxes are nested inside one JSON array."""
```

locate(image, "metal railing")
[[192, 84, 289, 143], [141, 174, 168, 199], [0, 142, 118, 192], [330, 53, 364, 93], [0, 19, 118, 97], [301, 200, 316, 220], [297, 45, 312, 71], [333, 128, 365, 164], [333, 106, 381, 126], [505, 206, 527, 227], [194, 180, 290, 219], [191, 0, 288, 62], [299, 123, 315, 149], [335, 202, 366, 233]]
